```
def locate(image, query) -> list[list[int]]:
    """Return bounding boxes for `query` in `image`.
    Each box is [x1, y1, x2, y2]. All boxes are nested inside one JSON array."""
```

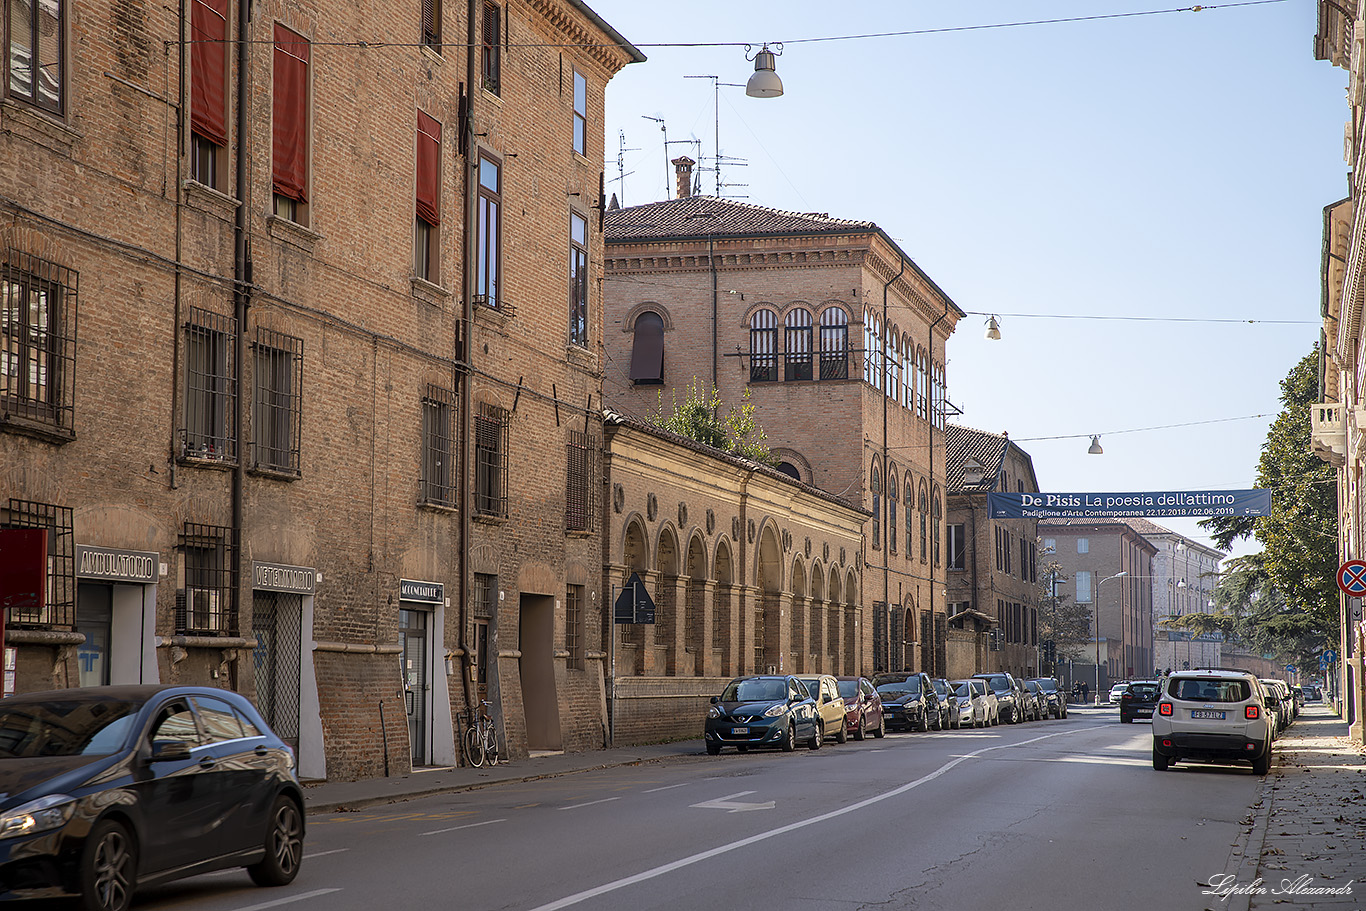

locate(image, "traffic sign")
[[1323, 649, 1338, 665], [613, 572, 657, 625], [1337, 561, 1366, 596]]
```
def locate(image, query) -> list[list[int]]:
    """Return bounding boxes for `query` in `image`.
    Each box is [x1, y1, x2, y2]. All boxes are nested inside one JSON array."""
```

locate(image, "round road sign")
[[1337, 560, 1366, 596]]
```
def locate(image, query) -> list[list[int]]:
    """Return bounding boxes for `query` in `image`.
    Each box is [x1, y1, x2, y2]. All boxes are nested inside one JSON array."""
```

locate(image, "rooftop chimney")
[[672, 156, 695, 199]]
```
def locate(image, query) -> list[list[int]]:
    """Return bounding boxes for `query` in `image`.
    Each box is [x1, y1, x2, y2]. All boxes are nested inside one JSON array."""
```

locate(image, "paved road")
[[125, 710, 1272, 911]]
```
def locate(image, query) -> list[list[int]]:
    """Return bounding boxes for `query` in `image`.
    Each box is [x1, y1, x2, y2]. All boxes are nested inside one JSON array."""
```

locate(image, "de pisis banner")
[[987, 489, 1271, 520]]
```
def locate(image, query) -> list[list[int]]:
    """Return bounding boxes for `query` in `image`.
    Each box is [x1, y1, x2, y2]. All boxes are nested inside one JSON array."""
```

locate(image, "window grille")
[[421, 384, 457, 506], [749, 310, 777, 382], [474, 402, 509, 517], [819, 308, 849, 379], [1, 251, 78, 434], [566, 429, 598, 532], [3, 499, 75, 628], [783, 308, 812, 381], [252, 328, 302, 475], [183, 307, 238, 462], [565, 584, 584, 669], [473, 573, 497, 618], [252, 591, 302, 744], [178, 523, 236, 635]]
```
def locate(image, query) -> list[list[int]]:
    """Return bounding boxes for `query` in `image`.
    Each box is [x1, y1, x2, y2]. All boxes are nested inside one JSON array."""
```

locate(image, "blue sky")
[[590, 0, 1343, 560]]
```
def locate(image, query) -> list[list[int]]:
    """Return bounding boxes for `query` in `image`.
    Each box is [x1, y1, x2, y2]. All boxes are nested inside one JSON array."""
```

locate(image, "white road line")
[[421, 818, 507, 836], [203, 849, 348, 877], [559, 796, 622, 810], [303, 849, 350, 860], [527, 727, 1100, 911], [643, 783, 690, 793], [225, 888, 341, 911]]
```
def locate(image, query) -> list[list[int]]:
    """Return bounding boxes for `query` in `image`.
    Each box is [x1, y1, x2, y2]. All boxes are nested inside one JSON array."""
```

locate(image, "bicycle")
[[464, 700, 499, 768]]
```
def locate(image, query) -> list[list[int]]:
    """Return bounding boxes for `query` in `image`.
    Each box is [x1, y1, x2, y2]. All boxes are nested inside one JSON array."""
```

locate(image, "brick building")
[[601, 410, 867, 745], [603, 174, 964, 679], [944, 425, 1041, 679], [0, 0, 640, 779], [1036, 519, 1157, 694], [1127, 521, 1224, 674]]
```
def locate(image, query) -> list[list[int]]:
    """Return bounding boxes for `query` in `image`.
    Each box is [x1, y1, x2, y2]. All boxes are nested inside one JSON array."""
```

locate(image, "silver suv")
[[1151, 669, 1272, 775]]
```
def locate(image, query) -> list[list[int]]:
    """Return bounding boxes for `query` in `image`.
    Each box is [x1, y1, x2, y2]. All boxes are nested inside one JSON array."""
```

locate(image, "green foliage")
[[649, 379, 778, 467], [1198, 348, 1339, 664], [1036, 561, 1095, 660]]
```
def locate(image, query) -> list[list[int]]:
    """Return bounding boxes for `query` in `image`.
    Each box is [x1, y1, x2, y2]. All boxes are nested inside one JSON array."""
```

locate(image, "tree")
[[1196, 348, 1338, 665], [649, 379, 778, 467], [1036, 560, 1094, 660]]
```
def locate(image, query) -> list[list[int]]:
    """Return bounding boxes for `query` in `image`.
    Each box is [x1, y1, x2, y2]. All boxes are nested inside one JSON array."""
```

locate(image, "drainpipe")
[[456, 0, 478, 722], [881, 256, 903, 669], [926, 296, 950, 675], [231, 0, 252, 652]]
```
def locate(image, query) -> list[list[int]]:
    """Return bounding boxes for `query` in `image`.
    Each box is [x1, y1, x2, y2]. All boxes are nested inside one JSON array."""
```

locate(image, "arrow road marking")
[[690, 790, 775, 813]]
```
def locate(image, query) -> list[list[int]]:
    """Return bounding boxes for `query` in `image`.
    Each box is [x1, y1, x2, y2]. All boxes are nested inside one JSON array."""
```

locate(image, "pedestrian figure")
[[1079, 682, 1089, 703]]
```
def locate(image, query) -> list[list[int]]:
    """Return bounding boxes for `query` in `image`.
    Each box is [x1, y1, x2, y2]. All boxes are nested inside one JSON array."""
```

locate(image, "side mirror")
[[149, 740, 192, 763], [710, 695, 719, 705]]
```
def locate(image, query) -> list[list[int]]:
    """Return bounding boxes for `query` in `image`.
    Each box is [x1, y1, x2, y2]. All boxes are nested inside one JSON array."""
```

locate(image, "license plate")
[[1190, 709, 1226, 720], [731, 727, 749, 735]]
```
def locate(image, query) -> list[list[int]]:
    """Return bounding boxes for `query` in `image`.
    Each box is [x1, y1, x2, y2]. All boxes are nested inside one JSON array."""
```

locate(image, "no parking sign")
[[1336, 560, 1366, 596]]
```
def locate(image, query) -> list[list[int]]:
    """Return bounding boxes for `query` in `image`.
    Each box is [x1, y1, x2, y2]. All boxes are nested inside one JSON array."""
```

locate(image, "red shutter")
[[272, 24, 309, 202], [190, 0, 229, 147], [416, 111, 441, 226]]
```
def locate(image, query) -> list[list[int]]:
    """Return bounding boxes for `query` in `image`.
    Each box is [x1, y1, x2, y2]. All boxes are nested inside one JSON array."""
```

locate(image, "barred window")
[[566, 429, 598, 532], [473, 572, 497, 618], [421, 384, 457, 507], [475, 402, 509, 517], [1, 251, 77, 435], [252, 328, 302, 475], [819, 307, 849, 379], [183, 307, 237, 462], [178, 523, 236, 635], [783, 308, 812, 381], [749, 309, 777, 382], [2, 499, 75, 629], [565, 584, 584, 669]]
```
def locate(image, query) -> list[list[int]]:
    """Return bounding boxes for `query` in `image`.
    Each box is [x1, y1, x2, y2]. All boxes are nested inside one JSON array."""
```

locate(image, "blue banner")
[[988, 489, 1271, 520]]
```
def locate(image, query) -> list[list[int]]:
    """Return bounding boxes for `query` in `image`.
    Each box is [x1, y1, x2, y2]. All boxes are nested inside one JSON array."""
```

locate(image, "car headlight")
[[763, 704, 787, 718], [0, 795, 76, 839], [708, 706, 722, 718]]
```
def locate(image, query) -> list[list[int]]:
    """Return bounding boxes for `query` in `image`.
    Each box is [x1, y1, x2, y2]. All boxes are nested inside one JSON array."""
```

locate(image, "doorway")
[[252, 591, 302, 751], [76, 583, 112, 687], [399, 608, 431, 765], [518, 594, 561, 751]]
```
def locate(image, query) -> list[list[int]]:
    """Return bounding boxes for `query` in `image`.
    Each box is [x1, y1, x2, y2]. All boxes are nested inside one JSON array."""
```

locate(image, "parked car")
[[836, 676, 885, 740], [0, 685, 305, 911], [930, 678, 960, 730], [1290, 686, 1305, 716], [1260, 679, 1293, 734], [1119, 679, 1161, 723], [1020, 680, 1046, 721], [796, 675, 849, 744], [1152, 669, 1272, 774], [1107, 682, 1129, 705], [951, 678, 989, 727], [1304, 684, 1323, 703], [706, 675, 823, 754], [972, 673, 1023, 723], [1027, 677, 1067, 719], [872, 672, 937, 732]]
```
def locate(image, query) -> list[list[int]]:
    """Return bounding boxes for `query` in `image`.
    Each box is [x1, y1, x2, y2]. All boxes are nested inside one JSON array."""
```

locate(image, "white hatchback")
[[1151, 670, 1272, 775]]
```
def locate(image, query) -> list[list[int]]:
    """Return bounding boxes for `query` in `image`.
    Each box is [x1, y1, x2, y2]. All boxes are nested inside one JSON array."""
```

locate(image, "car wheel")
[[1152, 748, 1170, 771], [835, 720, 848, 744], [248, 795, 304, 887], [808, 719, 822, 750], [706, 742, 722, 755], [79, 819, 137, 911], [872, 716, 885, 738], [917, 714, 929, 733], [854, 715, 866, 741], [781, 721, 796, 752], [1252, 750, 1271, 776]]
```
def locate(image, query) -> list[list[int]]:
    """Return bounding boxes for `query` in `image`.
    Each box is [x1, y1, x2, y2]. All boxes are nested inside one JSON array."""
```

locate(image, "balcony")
[[1311, 402, 1346, 466]]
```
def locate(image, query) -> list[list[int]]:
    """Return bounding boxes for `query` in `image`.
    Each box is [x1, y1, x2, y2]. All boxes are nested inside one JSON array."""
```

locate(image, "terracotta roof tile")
[[604, 195, 878, 242]]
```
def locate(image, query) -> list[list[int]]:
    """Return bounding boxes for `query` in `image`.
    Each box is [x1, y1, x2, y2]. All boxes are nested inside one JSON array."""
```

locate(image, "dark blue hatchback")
[[705, 675, 821, 754]]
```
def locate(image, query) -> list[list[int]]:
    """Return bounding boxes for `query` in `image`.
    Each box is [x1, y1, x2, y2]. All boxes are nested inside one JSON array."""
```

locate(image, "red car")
[[836, 676, 886, 740]]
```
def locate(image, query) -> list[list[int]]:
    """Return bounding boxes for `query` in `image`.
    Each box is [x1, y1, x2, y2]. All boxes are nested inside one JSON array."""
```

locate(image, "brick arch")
[[713, 537, 734, 584], [685, 531, 707, 579], [656, 523, 680, 576], [622, 301, 674, 332], [622, 514, 650, 572], [772, 448, 812, 484], [740, 300, 781, 326]]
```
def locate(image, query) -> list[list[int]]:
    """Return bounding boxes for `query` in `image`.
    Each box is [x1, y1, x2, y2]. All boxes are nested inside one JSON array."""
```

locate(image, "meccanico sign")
[[988, 489, 1272, 520]]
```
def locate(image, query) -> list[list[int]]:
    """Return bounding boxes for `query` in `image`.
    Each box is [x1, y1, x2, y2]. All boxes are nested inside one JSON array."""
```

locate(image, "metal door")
[[252, 591, 301, 748], [76, 583, 112, 687], [400, 608, 429, 764]]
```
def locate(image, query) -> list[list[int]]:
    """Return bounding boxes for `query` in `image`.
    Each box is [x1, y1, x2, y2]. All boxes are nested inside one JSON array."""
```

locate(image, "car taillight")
[[1121, 693, 1132, 701], [1246, 705, 1260, 720], [1158, 703, 1172, 716]]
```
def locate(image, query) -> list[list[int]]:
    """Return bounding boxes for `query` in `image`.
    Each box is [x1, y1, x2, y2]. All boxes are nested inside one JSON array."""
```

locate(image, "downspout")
[[231, 0, 252, 656], [457, 0, 478, 722], [926, 296, 950, 675], [710, 232, 718, 390], [881, 256, 903, 668], [170, 0, 186, 493]]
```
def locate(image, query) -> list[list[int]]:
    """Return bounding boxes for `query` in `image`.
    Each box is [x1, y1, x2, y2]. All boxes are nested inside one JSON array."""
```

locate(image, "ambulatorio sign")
[[988, 489, 1272, 520], [75, 545, 159, 583]]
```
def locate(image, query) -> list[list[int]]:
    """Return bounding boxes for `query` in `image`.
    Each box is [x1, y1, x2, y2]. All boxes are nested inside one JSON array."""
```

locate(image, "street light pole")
[[1095, 571, 1128, 705]]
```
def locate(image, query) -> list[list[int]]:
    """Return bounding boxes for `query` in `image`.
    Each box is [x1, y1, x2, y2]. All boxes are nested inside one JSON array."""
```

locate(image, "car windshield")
[[932, 680, 948, 695], [0, 699, 142, 758], [723, 679, 787, 703], [837, 680, 859, 699], [980, 677, 1009, 693], [952, 682, 971, 697], [1169, 678, 1251, 703], [877, 679, 920, 696], [1128, 684, 1159, 700], [1032, 680, 1057, 692]]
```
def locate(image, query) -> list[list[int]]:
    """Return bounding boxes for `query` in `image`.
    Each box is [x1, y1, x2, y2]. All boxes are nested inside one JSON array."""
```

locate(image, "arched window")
[[933, 488, 943, 565], [918, 481, 928, 563], [819, 307, 849, 379], [916, 347, 929, 420], [932, 360, 946, 428], [887, 467, 898, 554], [863, 313, 878, 385], [784, 308, 813, 381], [749, 309, 778, 382], [904, 476, 914, 560], [870, 464, 881, 551], [777, 461, 801, 481], [628, 311, 665, 385], [883, 327, 896, 399]]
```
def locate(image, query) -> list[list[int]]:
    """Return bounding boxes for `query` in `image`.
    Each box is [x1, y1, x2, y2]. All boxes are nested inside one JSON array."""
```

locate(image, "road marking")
[[559, 796, 622, 810], [421, 818, 506, 836], [526, 727, 1100, 911], [226, 888, 341, 911], [690, 790, 775, 813], [303, 849, 349, 860], [644, 783, 690, 793]]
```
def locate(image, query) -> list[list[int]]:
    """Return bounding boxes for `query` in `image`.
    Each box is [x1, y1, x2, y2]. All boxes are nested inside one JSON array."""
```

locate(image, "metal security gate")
[[399, 608, 430, 764], [253, 591, 301, 747]]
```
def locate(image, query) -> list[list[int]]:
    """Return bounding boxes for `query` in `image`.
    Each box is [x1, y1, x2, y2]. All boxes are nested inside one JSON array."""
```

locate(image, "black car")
[[1027, 677, 1067, 719], [930, 678, 960, 730], [1120, 679, 1162, 723], [872, 672, 938, 732], [973, 673, 1023, 723], [705, 675, 822, 754], [0, 685, 304, 911]]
